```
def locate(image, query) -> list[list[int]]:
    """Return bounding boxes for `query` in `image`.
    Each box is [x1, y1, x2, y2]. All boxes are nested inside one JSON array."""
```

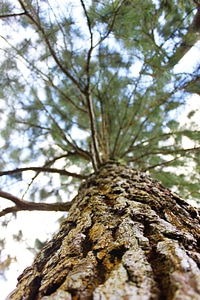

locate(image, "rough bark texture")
[[7, 162, 200, 300]]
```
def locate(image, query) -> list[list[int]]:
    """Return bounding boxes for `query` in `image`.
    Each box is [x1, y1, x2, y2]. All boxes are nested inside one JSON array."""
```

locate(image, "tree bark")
[[7, 162, 200, 300]]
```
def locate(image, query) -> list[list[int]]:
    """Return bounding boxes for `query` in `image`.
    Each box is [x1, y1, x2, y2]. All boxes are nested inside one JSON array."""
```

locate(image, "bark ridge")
[[8, 162, 200, 300]]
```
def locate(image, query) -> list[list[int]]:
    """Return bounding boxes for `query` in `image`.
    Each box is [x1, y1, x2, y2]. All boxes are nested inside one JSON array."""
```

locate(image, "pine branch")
[[91, 2, 125, 161], [141, 156, 182, 171], [127, 146, 200, 164], [80, 0, 103, 169], [33, 90, 91, 162], [15, 1, 92, 164], [120, 96, 173, 159], [18, 0, 85, 94], [95, 69, 127, 159], [42, 76, 87, 113], [0, 190, 73, 217], [166, 5, 200, 68], [182, 76, 200, 95], [110, 64, 156, 158], [0, 36, 87, 115], [93, 1, 124, 48], [80, 1, 125, 166], [126, 130, 194, 151]]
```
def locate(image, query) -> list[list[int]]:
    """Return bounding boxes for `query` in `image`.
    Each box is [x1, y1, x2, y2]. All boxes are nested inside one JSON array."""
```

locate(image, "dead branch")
[[0, 190, 73, 217], [0, 167, 88, 179]]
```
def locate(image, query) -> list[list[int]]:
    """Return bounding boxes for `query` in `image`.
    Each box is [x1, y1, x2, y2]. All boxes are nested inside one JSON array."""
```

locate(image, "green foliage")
[[34, 238, 46, 251], [0, 0, 199, 205]]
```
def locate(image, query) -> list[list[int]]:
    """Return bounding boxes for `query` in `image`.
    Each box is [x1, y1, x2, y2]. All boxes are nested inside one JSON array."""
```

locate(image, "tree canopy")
[[1, 0, 200, 205], [0, 0, 200, 281]]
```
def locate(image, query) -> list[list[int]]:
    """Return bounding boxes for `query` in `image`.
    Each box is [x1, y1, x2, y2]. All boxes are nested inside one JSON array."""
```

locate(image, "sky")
[[1, 211, 63, 299]]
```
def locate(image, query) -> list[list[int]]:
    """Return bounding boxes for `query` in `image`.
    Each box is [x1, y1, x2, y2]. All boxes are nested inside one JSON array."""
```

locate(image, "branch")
[[120, 92, 175, 159], [0, 190, 73, 217], [88, 2, 124, 162], [80, 0, 123, 166], [93, 1, 123, 48], [43, 152, 90, 167], [1, 153, 90, 200], [1, 33, 87, 114], [44, 76, 87, 113], [32, 89, 91, 161], [182, 76, 200, 95], [141, 156, 182, 172], [0, 12, 26, 19], [86, 92, 103, 169], [127, 146, 200, 164], [0, 167, 88, 179], [97, 89, 110, 161], [0, 24, 91, 162], [110, 70, 145, 158], [166, 5, 200, 68], [18, 0, 85, 94], [80, 0, 103, 169], [127, 130, 184, 150]]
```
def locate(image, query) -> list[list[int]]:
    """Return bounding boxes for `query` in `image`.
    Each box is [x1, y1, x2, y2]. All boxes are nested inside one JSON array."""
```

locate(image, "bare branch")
[[0, 190, 73, 217], [86, 92, 103, 169], [0, 167, 88, 180], [0, 12, 26, 19], [80, 0, 93, 45], [0, 190, 24, 206], [0, 206, 18, 217]]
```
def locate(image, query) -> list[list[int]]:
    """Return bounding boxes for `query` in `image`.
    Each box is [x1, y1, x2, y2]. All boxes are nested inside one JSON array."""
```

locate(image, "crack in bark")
[[8, 162, 200, 300]]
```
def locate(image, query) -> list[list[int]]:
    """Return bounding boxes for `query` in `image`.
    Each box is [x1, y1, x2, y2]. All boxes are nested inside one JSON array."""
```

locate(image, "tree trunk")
[[7, 162, 200, 300]]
